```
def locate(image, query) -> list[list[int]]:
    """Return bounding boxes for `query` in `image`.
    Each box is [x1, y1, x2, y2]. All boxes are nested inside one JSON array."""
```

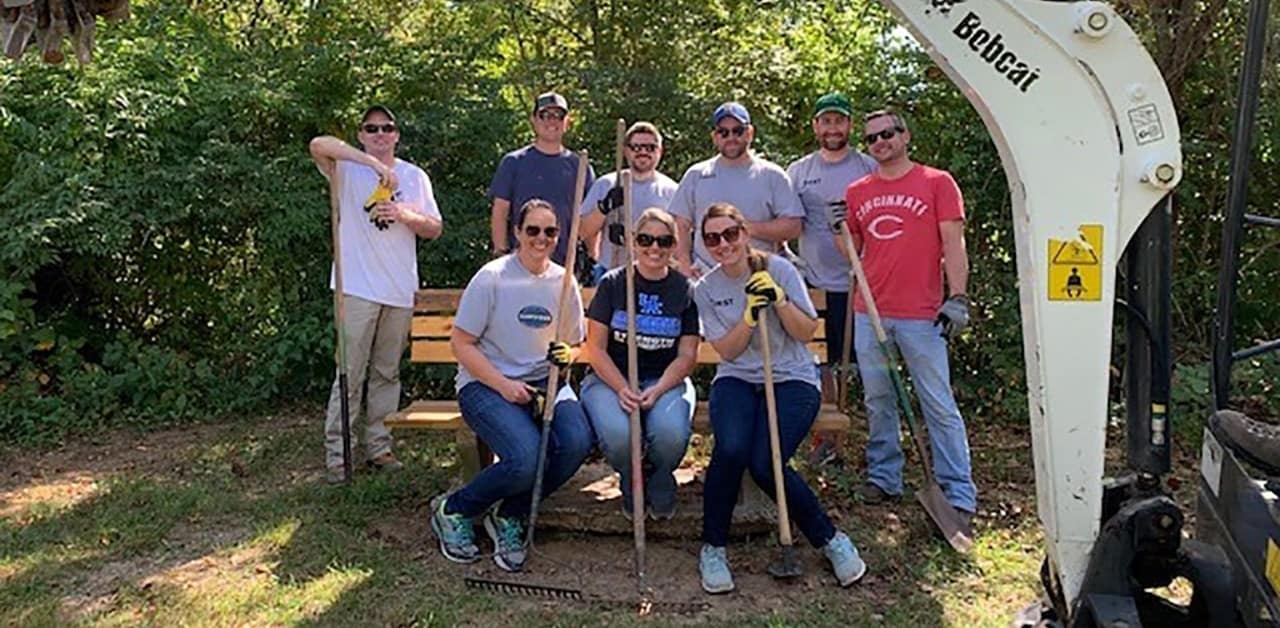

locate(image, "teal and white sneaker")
[[823, 531, 867, 587], [429, 493, 479, 564], [699, 544, 735, 594], [484, 511, 528, 572]]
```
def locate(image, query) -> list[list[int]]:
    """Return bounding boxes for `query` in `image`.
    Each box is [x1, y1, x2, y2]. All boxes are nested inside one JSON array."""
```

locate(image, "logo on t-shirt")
[[517, 305, 553, 328]]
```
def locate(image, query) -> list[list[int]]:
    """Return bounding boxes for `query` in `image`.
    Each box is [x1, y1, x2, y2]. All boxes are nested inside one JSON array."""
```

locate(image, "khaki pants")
[[324, 294, 413, 469]]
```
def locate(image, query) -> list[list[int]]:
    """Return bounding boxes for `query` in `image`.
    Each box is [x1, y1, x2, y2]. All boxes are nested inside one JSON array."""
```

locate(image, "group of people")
[[308, 91, 978, 594]]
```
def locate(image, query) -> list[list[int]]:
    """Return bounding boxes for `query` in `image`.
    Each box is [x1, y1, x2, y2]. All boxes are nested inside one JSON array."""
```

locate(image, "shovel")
[[327, 166, 353, 485], [750, 257, 803, 579], [837, 221, 972, 553]]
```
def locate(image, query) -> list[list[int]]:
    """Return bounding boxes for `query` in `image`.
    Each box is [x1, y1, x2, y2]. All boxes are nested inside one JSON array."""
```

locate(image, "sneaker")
[[324, 466, 347, 486], [367, 453, 404, 473], [484, 511, 528, 572], [699, 544, 735, 594], [429, 493, 479, 564], [823, 531, 867, 587], [855, 482, 901, 505]]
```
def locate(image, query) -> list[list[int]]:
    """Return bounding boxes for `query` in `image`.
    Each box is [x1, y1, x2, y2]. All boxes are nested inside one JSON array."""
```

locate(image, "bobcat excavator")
[[881, 1, 1277, 626], [10, 0, 1275, 625]]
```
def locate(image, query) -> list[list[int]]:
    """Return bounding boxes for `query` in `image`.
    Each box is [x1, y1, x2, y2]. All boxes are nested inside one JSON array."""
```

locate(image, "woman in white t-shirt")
[[691, 202, 866, 594], [427, 199, 592, 574]]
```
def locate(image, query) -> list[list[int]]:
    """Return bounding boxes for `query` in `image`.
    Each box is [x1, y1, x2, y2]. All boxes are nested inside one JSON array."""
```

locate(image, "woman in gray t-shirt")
[[428, 199, 593, 574], [691, 203, 866, 594]]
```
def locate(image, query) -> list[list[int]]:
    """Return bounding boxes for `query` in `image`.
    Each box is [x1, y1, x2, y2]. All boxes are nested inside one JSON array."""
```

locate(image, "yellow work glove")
[[745, 270, 787, 307], [546, 341, 572, 368], [742, 292, 772, 328]]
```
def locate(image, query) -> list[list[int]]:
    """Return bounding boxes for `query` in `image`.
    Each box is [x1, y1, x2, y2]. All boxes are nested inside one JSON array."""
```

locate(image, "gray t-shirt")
[[667, 154, 804, 269], [692, 254, 820, 389], [580, 170, 678, 269], [453, 254, 585, 392], [787, 150, 879, 292], [489, 145, 596, 265]]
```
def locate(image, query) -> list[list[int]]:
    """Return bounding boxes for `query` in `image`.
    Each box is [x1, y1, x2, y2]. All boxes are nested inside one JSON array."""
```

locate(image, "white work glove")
[[935, 295, 970, 339]]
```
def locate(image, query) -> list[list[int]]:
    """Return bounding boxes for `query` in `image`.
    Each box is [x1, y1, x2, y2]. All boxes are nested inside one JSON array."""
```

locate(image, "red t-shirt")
[[844, 164, 965, 320]]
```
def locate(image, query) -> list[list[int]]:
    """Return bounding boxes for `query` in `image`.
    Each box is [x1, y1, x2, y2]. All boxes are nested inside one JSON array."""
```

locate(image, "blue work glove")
[[935, 294, 970, 339]]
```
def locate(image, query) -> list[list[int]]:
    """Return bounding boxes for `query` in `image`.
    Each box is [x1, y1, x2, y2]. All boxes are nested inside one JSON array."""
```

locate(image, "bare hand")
[[497, 378, 534, 404], [617, 387, 643, 414], [376, 165, 399, 191], [637, 386, 664, 410], [373, 201, 412, 225]]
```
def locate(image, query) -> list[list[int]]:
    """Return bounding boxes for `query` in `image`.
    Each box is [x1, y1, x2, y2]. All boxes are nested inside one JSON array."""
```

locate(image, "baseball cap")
[[813, 92, 853, 118], [533, 91, 569, 114], [361, 104, 397, 123], [710, 101, 751, 127]]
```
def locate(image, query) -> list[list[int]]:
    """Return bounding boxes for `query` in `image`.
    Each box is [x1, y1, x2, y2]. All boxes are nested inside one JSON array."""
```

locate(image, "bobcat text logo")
[[953, 12, 1042, 93]]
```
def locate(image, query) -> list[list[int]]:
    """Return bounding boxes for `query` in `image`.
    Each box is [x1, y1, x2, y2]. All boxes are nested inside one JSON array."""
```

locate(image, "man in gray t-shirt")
[[693, 254, 820, 389], [668, 102, 803, 277], [787, 92, 878, 368], [579, 121, 677, 277]]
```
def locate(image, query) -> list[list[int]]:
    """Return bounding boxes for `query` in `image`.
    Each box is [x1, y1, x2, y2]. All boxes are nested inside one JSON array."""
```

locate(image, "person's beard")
[[821, 135, 848, 152]]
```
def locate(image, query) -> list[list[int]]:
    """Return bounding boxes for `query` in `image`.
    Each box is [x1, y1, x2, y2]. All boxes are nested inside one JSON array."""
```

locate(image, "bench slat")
[[414, 288, 827, 313], [410, 339, 828, 364], [412, 316, 827, 341]]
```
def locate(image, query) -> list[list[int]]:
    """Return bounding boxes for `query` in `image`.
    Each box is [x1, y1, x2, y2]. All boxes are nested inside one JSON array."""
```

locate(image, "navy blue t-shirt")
[[587, 267, 699, 380], [489, 145, 596, 265]]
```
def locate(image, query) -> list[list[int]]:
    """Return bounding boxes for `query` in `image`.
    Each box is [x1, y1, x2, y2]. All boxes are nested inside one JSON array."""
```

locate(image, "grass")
[[0, 408, 1057, 627]]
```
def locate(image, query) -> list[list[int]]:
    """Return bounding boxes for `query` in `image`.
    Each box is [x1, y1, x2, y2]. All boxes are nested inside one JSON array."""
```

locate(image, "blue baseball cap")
[[710, 101, 751, 127]]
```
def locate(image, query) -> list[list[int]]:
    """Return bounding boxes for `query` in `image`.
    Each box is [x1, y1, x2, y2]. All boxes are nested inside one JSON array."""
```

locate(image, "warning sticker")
[[1048, 225, 1103, 302], [1266, 539, 1280, 595]]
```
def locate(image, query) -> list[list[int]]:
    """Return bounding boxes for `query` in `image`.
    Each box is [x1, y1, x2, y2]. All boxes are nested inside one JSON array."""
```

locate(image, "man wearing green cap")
[[786, 92, 879, 464]]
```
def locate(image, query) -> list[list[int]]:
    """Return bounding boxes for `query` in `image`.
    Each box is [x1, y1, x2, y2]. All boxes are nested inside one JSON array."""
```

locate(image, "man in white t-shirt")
[[309, 105, 444, 484]]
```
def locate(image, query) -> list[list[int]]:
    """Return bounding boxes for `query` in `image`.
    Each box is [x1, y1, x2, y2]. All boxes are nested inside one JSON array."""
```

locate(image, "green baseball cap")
[[813, 92, 853, 118]]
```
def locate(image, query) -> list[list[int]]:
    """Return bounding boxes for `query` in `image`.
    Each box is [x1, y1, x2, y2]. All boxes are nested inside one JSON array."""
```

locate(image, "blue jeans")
[[446, 381, 595, 519], [703, 376, 836, 548], [581, 373, 694, 512], [854, 314, 977, 512]]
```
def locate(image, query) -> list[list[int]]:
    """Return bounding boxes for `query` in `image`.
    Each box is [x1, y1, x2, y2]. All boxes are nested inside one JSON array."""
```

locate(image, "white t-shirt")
[[325, 158, 441, 309]]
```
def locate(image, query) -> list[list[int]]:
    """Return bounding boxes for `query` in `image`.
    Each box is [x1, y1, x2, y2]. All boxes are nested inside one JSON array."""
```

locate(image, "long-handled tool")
[[609, 118, 626, 269], [836, 221, 972, 553], [526, 150, 589, 549], [750, 257, 804, 579], [620, 170, 647, 593], [328, 171, 353, 485]]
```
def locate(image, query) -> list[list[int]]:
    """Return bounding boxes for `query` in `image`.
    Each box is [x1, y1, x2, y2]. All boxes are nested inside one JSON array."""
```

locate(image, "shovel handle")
[[759, 309, 795, 547]]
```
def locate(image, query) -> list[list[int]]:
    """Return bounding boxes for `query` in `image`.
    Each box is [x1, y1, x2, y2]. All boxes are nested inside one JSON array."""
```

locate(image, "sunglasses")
[[522, 225, 559, 239], [361, 123, 397, 134], [627, 143, 659, 153], [714, 125, 748, 138], [536, 109, 567, 121], [701, 225, 743, 247], [635, 233, 676, 249], [864, 127, 904, 144]]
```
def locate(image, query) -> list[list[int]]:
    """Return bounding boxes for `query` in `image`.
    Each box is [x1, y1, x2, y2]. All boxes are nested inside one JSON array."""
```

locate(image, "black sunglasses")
[[864, 127, 904, 144], [635, 233, 676, 249], [536, 109, 567, 121], [523, 225, 559, 238], [362, 123, 397, 134], [701, 225, 743, 247], [714, 125, 748, 138], [627, 143, 659, 153]]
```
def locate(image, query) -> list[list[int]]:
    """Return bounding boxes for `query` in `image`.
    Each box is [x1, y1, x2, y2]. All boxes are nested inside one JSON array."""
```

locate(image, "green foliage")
[[1, 0, 1277, 443]]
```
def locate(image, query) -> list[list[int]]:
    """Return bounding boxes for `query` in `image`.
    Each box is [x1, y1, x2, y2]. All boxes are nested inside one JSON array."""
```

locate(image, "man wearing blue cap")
[[668, 102, 804, 277]]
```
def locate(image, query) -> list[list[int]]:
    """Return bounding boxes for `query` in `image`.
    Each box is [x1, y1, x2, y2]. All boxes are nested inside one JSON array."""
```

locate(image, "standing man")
[[837, 109, 977, 527], [309, 105, 444, 485], [489, 91, 595, 266], [668, 101, 803, 277], [579, 121, 678, 281], [788, 92, 879, 464]]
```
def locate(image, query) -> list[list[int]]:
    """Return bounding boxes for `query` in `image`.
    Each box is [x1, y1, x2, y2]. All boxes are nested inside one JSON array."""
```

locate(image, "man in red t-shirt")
[[834, 109, 977, 525]]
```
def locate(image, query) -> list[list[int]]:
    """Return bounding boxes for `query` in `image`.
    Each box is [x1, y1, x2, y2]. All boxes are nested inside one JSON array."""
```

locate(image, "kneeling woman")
[[430, 199, 593, 573], [582, 208, 699, 521], [692, 203, 866, 593]]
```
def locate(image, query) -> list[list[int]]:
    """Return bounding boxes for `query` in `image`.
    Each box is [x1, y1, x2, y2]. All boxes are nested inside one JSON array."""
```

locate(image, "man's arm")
[[308, 136, 395, 188], [746, 216, 803, 244], [375, 202, 442, 239], [675, 216, 695, 276], [939, 219, 969, 296], [490, 197, 511, 255]]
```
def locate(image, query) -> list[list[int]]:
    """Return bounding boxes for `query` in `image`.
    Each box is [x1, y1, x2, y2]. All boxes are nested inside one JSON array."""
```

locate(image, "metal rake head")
[[464, 577, 583, 600]]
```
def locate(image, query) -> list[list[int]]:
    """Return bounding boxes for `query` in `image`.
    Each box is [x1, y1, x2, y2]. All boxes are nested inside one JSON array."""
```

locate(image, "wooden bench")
[[387, 287, 852, 479]]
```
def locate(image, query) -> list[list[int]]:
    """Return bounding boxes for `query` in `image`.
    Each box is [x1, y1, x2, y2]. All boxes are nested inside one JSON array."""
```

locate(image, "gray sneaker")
[[324, 466, 347, 486], [484, 511, 528, 572], [823, 531, 867, 587], [699, 544, 735, 594], [429, 494, 479, 564]]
